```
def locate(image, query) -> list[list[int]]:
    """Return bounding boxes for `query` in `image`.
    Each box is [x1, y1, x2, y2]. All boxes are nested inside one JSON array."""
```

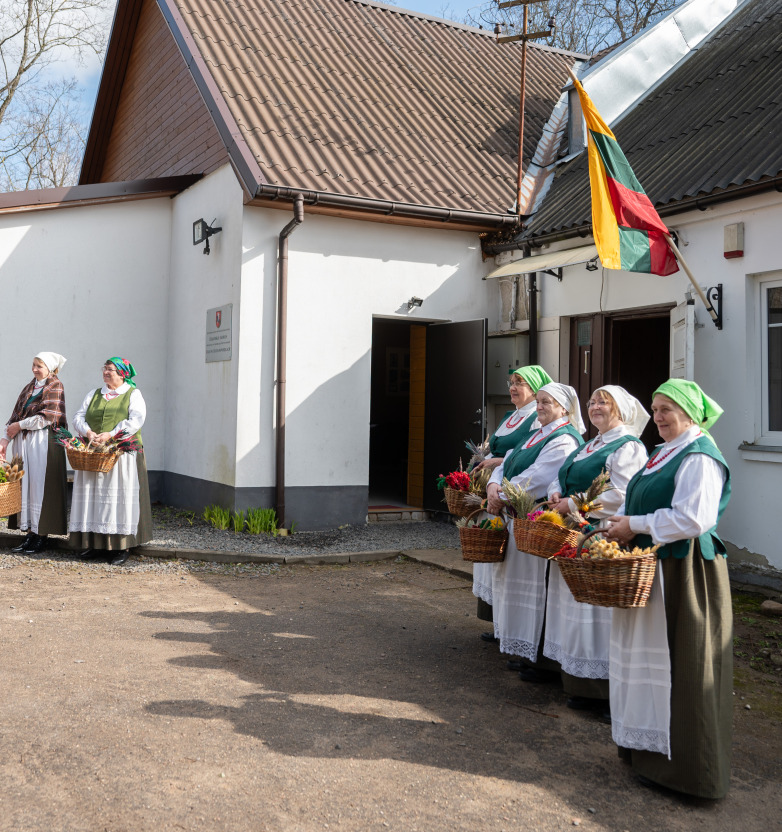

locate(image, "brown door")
[[569, 314, 605, 439]]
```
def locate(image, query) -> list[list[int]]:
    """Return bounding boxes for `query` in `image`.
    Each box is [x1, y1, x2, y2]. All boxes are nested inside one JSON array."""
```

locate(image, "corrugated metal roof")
[[522, 0, 782, 240], [170, 0, 581, 213]]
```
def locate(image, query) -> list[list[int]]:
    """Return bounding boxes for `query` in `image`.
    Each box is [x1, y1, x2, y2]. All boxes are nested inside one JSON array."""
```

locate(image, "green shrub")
[[246, 507, 278, 535], [203, 504, 230, 530], [231, 510, 246, 533]]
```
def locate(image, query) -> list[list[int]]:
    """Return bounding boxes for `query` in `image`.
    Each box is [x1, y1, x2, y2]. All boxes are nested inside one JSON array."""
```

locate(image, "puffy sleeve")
[[628, 453, 726, 544], [73, 389, 99, 437], [110, 388, 146, 437]]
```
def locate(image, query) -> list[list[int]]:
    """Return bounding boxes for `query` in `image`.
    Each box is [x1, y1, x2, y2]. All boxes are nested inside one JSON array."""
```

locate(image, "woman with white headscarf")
[[0, 352, 68, 554], [544, 385, 649, 719], [485, 382, 585, 675]]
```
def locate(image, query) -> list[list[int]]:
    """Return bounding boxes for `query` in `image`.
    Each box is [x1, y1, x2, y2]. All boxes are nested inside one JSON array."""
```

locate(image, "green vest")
[[489, 409, 538, 457], [503, 422, 584, 481], [624, 436, 730, 560], [558, 435, 643, 496], [85, 388, 143, 447]]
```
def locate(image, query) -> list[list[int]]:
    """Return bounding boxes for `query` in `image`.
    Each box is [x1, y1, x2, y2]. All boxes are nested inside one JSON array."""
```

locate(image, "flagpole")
[[663, 233, 720, 326]]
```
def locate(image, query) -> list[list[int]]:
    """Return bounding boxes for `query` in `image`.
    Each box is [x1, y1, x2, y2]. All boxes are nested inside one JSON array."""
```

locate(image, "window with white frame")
[[761, 276, 782, 435]]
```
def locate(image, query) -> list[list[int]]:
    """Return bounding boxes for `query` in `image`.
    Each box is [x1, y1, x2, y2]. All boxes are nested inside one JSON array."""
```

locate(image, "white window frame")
[[758, 273, 782, 444]]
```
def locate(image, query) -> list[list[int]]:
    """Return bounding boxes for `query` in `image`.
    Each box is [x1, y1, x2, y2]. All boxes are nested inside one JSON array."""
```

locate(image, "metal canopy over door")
[[423, 319, 487, 512]]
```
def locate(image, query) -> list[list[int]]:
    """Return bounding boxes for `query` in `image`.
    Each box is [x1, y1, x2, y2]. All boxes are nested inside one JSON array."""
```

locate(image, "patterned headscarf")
[[108, 357, 137, 388]]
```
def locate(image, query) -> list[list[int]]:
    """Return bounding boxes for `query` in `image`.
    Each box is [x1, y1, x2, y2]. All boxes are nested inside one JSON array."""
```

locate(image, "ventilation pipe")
[[275, 195, 304, 527]]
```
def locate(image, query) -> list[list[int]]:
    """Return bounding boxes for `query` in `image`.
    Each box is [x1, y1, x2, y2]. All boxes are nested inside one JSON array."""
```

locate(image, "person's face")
[[536, 391, 567, 426], [32, 359, 50, 381], [102, 363, 124, 390], [508, 375, 535, 408], [651, 394, 693, 442], [587, 392, 622, 434]]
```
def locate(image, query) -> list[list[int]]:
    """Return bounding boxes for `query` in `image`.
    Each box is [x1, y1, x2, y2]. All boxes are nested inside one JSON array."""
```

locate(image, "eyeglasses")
[[587, 400, 608, 409], [102, 366, 120, 373], [507, 380, 531, 389]]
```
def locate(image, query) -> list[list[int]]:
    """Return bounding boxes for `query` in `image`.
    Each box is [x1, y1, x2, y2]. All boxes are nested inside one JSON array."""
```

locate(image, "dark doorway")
[[369, 319, 413, 508], [606, 314, 671, 450]]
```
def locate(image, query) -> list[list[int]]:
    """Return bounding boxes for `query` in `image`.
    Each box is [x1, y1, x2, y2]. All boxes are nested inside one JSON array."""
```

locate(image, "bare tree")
[[0, 0, 110, 190], [463, 0, 683, 54]]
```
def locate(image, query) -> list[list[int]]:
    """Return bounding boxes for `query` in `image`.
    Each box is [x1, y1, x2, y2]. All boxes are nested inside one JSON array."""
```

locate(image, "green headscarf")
[[108, 356, 137, 388], [510, 365, 553, 393], [653, 379, 723, 431]]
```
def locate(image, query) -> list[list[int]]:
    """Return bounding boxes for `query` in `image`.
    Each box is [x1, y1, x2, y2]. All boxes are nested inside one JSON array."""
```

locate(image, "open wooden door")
[[422, 319, 487, 511]]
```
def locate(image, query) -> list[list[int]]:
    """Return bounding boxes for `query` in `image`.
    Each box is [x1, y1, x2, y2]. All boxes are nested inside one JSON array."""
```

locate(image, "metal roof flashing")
[[574, 0, 748, 127]]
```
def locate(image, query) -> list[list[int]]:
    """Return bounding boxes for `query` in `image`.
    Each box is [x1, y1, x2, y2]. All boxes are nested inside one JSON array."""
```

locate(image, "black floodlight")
[[193, 218, 223, 255]]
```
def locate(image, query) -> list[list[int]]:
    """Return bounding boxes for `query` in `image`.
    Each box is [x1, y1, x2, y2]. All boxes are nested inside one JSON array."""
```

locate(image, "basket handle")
[[576, 527, 604, 558]]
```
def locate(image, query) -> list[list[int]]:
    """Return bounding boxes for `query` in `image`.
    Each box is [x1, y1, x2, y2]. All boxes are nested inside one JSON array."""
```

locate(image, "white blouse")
[[486, 401, 540, 459], [73, 383, 147, 439], [489, 415, 581, 500], [620, 425, 726, 545], [547, 424, 649, 518]]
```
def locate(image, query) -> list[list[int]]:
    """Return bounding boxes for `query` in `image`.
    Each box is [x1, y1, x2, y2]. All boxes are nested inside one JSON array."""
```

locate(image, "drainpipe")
[[528, 272, 538, 364], [276, 195, 304, 527]]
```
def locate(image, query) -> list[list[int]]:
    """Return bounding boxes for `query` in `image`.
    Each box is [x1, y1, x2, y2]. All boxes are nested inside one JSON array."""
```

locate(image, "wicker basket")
[[555, 529, 657, 608], [525, 520, 580, 559], [512, 517, 536, 550], [66, 446, 120, 473], [459, 509, 507, 563], [444, 486, 474, 518], [0, 479, 22, 517]]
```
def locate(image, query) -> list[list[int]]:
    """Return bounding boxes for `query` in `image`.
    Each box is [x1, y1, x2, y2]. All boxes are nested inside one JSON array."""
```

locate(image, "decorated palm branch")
[[500, 477, 537, 519], [569, 468, 612, 516], [464, 435, 490, 471], [53, 426, 142, 455]]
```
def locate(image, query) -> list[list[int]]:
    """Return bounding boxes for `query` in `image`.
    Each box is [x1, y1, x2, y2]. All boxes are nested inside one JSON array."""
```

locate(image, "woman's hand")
[[95, 432, 113, 444], [486, 483, 505, 516], [0, 438, 7, 460], [550, 496, 572, 515], [474, 458, 502, 472], [605, 516, 635, 546], [6, 423, 20, 439]]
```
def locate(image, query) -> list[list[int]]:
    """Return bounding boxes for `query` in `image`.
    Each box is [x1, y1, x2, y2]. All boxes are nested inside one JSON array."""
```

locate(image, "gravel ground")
[[0, 505, 460, 569]]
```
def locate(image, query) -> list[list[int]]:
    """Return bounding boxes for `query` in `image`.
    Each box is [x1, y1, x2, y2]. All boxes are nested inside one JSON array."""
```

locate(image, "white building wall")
[[239, 206, 493, 498], [0, 198, 172, 469], [524, 191, 782, 569], [165, 165, 245, 489]]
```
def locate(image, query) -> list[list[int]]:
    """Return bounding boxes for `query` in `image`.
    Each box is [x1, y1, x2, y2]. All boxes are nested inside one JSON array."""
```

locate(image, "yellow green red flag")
[[573, 78, 678, 276]]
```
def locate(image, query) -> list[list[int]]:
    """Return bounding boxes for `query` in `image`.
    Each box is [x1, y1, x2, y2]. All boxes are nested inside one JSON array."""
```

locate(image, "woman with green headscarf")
[[472, 365, 552, 634], [68, 357, 152, 566], [605, 379, 732, 798]]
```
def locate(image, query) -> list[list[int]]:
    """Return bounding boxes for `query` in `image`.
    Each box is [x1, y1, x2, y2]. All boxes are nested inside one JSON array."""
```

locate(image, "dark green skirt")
[[628, 548, 733, 798]]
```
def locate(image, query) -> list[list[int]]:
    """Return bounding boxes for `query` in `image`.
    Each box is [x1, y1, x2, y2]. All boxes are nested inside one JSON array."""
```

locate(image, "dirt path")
[[1, 558, 779, 832]]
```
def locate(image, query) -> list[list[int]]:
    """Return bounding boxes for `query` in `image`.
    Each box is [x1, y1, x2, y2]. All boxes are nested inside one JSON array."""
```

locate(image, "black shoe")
[[507, 659, 524, 671], [109, 550, 130, 566], [566, 696, 608, 711], [23, 535, 48, 554], [76, 548, 96, 560], [480, 632, 499, 643], [11, 533, 34, 553], [519, 667, 560, 684]]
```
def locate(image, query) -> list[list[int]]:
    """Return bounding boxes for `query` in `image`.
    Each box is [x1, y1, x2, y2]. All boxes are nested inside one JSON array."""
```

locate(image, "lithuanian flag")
[[573, 78, 679, 276]]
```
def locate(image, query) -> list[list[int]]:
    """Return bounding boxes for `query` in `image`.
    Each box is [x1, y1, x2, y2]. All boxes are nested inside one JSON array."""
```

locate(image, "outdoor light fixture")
[[193, 218, 223, 255], [407, 296, 424, 310], [585, 257, 599, 272]]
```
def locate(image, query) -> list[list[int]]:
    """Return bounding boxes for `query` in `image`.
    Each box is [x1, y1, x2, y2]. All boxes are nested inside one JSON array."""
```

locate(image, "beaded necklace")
[[645, 431, 702, 469], [504, 409, 526, 429], [525, 420, 569, 448]]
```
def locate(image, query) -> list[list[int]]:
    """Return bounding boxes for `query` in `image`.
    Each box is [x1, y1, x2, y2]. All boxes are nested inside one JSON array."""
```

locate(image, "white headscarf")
[[35, 352, 67, 374], [594, 385, 650, 438], [539, 382, 586, 434]]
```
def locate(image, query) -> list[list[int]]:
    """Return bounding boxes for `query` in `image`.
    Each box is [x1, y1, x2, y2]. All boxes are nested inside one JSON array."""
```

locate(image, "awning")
[[484, 243, 598, 279]]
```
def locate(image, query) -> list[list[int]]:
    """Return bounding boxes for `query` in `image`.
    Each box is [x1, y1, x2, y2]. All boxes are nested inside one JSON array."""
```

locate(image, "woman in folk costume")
[[0, 352, 68, 554], [605, 379, 732, 798], [485, 383, 585, 676], [68, 357, 152, 566], [544, 386, 649, 720], [472, 365, 552, 636]]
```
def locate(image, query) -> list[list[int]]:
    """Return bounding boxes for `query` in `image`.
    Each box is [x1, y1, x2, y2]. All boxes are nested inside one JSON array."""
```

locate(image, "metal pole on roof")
[[495, 0, 556, 215]]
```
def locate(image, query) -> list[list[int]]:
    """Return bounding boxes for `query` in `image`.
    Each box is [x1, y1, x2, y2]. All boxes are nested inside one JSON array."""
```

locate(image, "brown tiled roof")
[[144, 0, 583, 215], [522, 0, 782, 241]]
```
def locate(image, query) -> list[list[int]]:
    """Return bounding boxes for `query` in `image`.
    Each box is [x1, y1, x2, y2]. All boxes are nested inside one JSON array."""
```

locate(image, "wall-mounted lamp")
[[193, 218, 223, 255], [407, 296, 424, 310], [585, 257, 599, 272]]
